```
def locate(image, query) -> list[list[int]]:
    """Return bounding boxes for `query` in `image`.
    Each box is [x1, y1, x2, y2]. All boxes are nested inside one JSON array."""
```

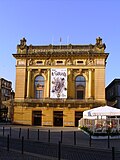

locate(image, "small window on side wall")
[[56, 61, 63, 65], [36, 61, 43, 65]]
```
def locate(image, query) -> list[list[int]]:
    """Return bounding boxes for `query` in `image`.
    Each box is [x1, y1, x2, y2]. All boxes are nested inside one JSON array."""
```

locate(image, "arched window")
[[34, 75, 44, 99], [75, 76, 86, 99]]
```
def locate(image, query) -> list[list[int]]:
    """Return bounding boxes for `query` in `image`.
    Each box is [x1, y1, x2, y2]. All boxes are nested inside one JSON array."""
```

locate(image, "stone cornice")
[[14, 98, 106, 108], [13, 37, 109, 60], [13, 52, 109, 59]]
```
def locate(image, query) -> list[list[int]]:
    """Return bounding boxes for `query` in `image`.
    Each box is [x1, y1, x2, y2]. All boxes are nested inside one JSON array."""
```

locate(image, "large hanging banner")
[[50, 68, 67, 98]]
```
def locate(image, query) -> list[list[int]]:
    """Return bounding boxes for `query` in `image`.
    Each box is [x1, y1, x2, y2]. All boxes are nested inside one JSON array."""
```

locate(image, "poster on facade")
[[50, 68, 67, 98]]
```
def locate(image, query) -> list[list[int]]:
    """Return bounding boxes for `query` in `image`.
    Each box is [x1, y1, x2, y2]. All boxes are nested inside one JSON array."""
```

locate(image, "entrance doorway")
[[32, 111, 42, 126], [75, 111, 83, 127], [53, 111, 63, 126]]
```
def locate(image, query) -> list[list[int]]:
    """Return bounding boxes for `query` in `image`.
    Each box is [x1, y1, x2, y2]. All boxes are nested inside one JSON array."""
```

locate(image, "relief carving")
[[68, 69, 73, 75], [87, 58, 94, 65], [72, 69, 81, 80], [19, 38, 27, 49], [66, 58, 73, 65], [46, 58, 52, 66], [28, 59, 33, 66], [94, 37, 106, 52], [17, 38, 27, 54], [28, 45, 33, 54]]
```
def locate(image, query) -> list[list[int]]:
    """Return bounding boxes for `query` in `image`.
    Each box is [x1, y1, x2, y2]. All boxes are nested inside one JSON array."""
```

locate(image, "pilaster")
[[88, 69, 92, 98], [27, 69, 32, 98]]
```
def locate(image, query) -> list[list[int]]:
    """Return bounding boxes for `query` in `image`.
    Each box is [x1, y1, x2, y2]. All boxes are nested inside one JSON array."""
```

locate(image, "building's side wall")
[[15, 68, 26, 100], [14, 106, 32, 125], [106, 80, 120, 109], [94, 68, 105, 101]]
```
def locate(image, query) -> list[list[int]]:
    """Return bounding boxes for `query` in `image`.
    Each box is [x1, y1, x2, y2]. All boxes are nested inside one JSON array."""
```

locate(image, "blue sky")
[[0, 0, 120, 90]]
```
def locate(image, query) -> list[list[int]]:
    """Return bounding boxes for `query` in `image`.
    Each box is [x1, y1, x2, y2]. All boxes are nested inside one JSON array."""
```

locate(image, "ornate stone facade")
[[13, 37, 109, 126]]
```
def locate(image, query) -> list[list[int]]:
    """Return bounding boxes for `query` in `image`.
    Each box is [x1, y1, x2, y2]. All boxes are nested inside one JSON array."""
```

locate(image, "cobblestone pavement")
[[0, 143, 120, 160], [0, 124, 120, 160], [0, 147, 59, 160]]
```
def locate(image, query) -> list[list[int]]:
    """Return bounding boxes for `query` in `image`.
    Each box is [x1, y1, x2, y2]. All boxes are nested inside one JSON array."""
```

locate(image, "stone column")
[[27, 69, 31, 98], [88, 69, 92, 98]]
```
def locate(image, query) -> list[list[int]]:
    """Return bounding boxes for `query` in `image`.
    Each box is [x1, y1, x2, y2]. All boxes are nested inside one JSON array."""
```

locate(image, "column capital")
[[27, 68, 32, 72], [88, 69, 94, 72]]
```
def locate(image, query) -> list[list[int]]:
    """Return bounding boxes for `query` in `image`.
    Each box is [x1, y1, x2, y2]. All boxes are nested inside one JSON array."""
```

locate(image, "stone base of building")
[[13, 99, 106, 127], [13, 106, 91, 127]]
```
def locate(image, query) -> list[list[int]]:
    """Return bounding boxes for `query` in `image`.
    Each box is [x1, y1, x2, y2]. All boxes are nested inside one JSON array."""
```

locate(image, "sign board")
[[50, 68, 67, 98]]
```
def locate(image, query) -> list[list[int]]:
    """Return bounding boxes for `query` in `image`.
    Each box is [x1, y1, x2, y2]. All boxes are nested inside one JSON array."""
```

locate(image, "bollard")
[[48, 130, 50, 142], [108, 133, 110, 148], [10, 127, 11, 137], [27, 128, 29, 139], [38, 129, 39, 141], [89, 133, 91, 147], [19, 128, 21, 138], [22, 136, 24, 154], [7, 134, 9, 151], [3, 126, 4, 136], [112, 147, 115, 160], [60, 131, 63, 143], [58, 141, 61, 160], [74, 131, 76, 145]]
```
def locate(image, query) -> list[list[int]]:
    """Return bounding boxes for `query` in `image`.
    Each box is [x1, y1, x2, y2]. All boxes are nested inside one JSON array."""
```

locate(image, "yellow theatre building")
[[12, 37, 109, 127]]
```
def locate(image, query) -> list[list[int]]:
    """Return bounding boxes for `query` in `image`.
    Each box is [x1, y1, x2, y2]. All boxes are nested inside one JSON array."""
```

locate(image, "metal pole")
[[7, 134, 9, 151], [108, 133, 110, 148], [19, 128, 21, 138], [22, 136, 24, 154], [10, 127, 11, 137], [58, 141, 61, 160], [89, 133, 91, 147], [27, 128, 29, 139], [38, 129, 39, 141], [48, 129, 50, 143], [74, 131, 76, 145], [112, 147, 115, 160], [3, 126, 4, 136], [61, 131, 63, 143]]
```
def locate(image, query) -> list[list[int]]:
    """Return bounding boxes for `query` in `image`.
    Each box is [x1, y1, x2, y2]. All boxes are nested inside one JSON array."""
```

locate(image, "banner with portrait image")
[[50, 68, 67, 98]]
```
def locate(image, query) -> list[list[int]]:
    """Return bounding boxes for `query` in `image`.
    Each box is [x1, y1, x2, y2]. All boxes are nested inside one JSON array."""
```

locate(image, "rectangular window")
[[77, 61, 83, 64], [118, 85, 120, 96], [76, 60, 85, 65], [36, 61, 43, 65], [56, 61, 63, 64]]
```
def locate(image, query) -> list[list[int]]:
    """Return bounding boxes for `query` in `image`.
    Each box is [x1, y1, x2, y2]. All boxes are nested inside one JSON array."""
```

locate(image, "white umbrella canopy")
[[84, 106, 120, 117]]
